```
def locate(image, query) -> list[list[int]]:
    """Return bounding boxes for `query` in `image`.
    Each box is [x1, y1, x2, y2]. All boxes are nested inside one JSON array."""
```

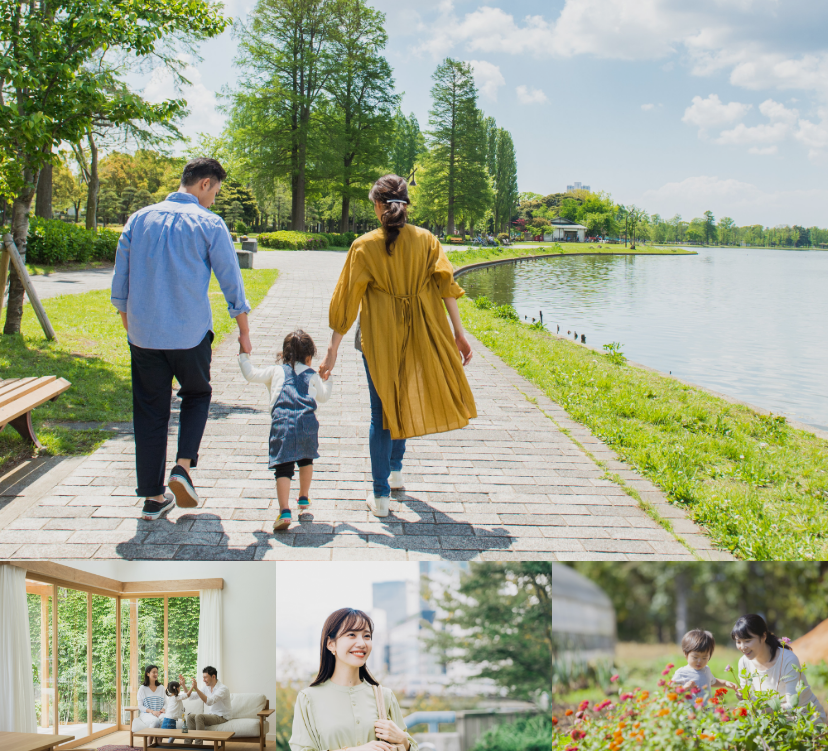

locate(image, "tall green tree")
[[424, 58, 490, 235], [234, 0, 336, 231], [0, 0, 226, 334], [718, 216, 735, 246], [422, 563, 552, 702], [703, 209, 716, 245], [322, 0, 398, 231], [493, 128, 518, 233], [390, 109, 425, 181]]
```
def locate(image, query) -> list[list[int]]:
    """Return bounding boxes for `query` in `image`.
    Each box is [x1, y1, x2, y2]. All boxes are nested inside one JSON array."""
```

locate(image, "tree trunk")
[[35, 163, 53, 219], [3, 167, 39, 335], [84, 135, 99, 231], [72, 199, 81, 223]]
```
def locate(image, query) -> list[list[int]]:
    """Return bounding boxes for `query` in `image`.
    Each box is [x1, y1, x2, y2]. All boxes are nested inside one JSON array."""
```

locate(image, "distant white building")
[[369, 563, 493, 695], [567, 182, 590, 192], [552, 563, 615, 663], [544, 216, 586, 242]]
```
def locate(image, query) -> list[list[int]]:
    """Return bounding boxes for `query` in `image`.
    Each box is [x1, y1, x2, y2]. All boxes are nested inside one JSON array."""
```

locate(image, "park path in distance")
[[0, 250, 729, 561]]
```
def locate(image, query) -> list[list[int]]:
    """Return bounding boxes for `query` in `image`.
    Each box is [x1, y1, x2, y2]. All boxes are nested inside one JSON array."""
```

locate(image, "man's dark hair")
[[681, 628, 715, 656], [181, 158, 227, 187], [202, 665, 218, 678]]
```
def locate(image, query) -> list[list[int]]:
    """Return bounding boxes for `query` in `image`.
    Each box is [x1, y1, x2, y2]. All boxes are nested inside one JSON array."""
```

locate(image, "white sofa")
[[127, 692, 273, 750]]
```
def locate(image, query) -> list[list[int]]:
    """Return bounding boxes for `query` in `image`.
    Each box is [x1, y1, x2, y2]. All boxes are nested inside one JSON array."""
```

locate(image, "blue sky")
[[143, 0, 828, 226]]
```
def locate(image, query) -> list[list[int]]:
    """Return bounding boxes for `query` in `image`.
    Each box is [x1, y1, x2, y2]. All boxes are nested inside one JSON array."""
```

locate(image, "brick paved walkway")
[[0, 250, 728, 561]]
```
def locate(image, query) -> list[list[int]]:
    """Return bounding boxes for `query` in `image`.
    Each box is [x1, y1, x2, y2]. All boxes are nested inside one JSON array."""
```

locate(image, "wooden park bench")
[[0, 376, 71, 449], [449, 237, 464, 244]]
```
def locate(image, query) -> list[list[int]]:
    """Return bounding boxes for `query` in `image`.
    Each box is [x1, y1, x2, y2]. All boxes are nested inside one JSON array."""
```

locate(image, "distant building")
[[567, 182, 590, 192], [552, 563, 615, 662], [544, 216, 587, 242], [369, 563, 491, 695]]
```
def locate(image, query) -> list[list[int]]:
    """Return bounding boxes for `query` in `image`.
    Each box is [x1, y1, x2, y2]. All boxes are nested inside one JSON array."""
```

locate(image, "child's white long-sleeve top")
[[163, 692, 189, 720], [238, 354, 333, 407]]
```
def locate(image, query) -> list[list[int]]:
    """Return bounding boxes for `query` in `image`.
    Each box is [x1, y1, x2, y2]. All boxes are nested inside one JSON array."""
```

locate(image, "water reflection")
[[460, 248, 828, 431]]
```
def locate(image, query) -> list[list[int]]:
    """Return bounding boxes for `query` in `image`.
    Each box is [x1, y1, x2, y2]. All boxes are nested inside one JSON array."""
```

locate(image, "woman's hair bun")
[[369, 174, 409, 255]]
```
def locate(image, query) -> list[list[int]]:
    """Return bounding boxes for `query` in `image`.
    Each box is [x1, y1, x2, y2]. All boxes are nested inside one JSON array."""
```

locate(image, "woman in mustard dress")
[[319, 174, 477, 517], [289, 608, 418, 751]]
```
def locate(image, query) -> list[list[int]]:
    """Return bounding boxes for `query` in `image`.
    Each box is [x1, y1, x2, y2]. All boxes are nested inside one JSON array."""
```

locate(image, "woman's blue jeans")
[[363, 356, 406, 497]]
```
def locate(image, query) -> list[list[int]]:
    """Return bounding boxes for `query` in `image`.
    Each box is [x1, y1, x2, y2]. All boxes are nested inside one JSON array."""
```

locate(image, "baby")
[[671, 628, 738, 705]]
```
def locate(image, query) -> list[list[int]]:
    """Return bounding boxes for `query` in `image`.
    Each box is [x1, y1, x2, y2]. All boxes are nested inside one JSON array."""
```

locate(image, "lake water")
[[458, 248, 828, 432]]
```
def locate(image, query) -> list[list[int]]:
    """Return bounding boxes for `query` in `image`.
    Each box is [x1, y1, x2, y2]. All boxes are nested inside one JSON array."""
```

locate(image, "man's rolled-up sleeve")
[[111, 218, 132, 312], [208, 219, 251, 318]]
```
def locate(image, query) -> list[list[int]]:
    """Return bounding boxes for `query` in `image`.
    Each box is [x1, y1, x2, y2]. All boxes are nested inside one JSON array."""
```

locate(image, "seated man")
[[186, 666, 231, 744]]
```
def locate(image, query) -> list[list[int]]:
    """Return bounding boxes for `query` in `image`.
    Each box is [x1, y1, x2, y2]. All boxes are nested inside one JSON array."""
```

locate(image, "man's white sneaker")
[[389, 471, 404, 490], [367, 492, 391, 517]]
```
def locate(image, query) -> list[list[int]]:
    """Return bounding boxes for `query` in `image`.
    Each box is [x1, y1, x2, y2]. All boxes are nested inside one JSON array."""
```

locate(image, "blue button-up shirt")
[[111, 192, 251, 350]]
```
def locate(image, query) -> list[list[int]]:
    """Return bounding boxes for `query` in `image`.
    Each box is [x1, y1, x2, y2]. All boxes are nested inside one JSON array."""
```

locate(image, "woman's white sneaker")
[[389, 471, 404, 490], [367, 492, 391, 517]]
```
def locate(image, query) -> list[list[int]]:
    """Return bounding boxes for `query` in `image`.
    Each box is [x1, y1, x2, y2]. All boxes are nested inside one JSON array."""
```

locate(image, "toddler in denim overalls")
[[239, 330, 332, 530]]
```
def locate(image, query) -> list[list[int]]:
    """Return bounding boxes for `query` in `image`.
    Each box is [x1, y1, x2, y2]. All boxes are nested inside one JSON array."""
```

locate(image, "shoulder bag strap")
[[373, 685, 404, 751]]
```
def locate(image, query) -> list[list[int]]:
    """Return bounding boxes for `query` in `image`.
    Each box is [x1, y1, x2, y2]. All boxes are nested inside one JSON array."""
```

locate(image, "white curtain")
[[0, 564, 37, 732], [196, 589, 223, 684]]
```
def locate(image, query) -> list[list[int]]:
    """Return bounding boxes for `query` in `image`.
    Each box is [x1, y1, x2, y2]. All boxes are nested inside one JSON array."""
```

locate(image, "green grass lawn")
[[25, 260, 114, 276], [459, 299, 828, 560], [446, 243, 694, 269], [0, 268, 278, 473]]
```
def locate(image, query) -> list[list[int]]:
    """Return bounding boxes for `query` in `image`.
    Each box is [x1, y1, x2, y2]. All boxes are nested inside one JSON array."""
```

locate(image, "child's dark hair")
[[166, 680, 181, 697], [681, 628, 715, 656], [731, 614, 789, 661], [278, 330, 317, 370]]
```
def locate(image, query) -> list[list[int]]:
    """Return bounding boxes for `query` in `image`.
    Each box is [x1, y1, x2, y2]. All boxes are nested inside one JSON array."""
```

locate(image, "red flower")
[[657, 679, 666, 687], [690, 686, 701, 695], [667, 663, 675, 669], [710, 697, 720, 705], [611, 674, 620, 683], [570, 729, 586, 741], [551, 717, 559, 725], [715, 688, 728, 696], [736, 707, 748, 717], [578, 700, 590, 712], [661, 668, 670, 676]]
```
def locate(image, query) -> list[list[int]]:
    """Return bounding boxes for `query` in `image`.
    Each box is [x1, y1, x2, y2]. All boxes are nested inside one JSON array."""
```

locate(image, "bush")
[[257, 231, 329, 250], [497, 232, 509, 241], [473, 295, 494, 310], [25, 217, 118, 264], [235, 220, 248, 235], [472, 713, 556, 751], [494, 304, 519, 321]]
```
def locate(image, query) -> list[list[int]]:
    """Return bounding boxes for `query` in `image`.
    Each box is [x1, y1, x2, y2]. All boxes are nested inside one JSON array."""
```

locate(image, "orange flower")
[[667, 692, 678, 702], [710, 697, 720, 705], [565, 709, 573, 716], [699, 733, 717, 741], [633, 722, 641, 729], [656, 708, 670, 717], [695, 698, 704, 705], [638, 691, 650, 702], [676, 728, 685, 736], [617, 722, 627, 730]]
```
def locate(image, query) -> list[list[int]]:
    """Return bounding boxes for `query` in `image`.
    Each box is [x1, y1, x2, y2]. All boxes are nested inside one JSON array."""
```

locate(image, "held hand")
[[318, 347, 338, 381], [238, 332, 252, 354], [724, 680, 739, 691], [374, 719, 406, 745], [356, 743, 393, 751], [684, 680, 697, 689], [455, 332, 473, 366]]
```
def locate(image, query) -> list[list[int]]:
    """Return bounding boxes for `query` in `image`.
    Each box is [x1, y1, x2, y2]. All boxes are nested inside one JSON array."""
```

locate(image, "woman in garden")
[[731, 613, 827, 722], [137, 664, 167, 729], [289, 607, 418, 751], [319, 174, 476, 517]]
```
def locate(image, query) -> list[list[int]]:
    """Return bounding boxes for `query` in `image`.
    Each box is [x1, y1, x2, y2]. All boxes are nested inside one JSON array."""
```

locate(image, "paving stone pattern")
[[1, 250, 726, 561]]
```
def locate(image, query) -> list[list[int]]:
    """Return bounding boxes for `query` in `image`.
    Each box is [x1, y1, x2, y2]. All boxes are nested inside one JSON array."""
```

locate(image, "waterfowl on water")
[[581, 334, 586, 343]]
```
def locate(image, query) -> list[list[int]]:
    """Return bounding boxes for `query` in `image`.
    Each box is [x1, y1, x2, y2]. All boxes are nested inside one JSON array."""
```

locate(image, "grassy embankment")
[[453, 249, 828, 559], [0, 269, 279, 474]]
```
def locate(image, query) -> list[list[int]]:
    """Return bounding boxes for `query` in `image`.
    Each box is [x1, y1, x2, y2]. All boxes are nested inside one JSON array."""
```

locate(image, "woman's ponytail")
[[368, 174, 410, 255]]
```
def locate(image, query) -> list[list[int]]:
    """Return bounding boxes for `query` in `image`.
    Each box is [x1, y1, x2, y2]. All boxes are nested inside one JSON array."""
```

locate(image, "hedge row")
[[8, 217, 120, 264], [256, 230, 357, 250]]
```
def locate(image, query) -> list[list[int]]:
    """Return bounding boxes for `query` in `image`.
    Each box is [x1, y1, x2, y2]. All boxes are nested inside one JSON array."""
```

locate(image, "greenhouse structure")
[[552, 563, 616, 662]]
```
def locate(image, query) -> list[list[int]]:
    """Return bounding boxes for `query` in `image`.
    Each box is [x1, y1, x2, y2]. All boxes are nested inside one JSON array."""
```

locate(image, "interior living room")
[[0, 561, 276, 751]]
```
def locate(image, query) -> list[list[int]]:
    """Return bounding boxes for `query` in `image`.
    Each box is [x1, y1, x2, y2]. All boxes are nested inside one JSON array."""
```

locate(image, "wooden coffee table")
[[0, 732, 76, 751], [133, 728, 235, 751]]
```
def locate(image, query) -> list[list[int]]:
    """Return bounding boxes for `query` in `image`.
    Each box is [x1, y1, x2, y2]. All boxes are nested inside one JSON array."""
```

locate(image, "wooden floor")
[[74, 730, 276, 750]]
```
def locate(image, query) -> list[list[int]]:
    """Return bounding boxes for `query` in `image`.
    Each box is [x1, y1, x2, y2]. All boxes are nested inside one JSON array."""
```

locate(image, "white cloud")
[[468, 60, 505, 101], [641, 103, 655, 110], [794, 111, 828, 159], [516, 85, 548, 105], [142, 61, 224, 140], [716, 121, 789, 145], [748, 146, 777, 155], [639, 175, 828, 226], [682, 94, 751, 132]]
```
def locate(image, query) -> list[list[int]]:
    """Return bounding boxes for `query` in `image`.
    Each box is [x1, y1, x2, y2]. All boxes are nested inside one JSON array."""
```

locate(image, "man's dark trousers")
[[130, 332, 213, 497]]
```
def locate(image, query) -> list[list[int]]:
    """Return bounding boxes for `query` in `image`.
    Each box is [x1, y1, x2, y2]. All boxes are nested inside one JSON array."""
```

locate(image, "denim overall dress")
[[268, 364, 320, 468]]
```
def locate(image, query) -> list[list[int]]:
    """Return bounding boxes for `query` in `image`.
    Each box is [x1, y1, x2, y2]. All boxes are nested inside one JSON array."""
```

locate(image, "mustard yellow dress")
[[329, 224, 477, 440]]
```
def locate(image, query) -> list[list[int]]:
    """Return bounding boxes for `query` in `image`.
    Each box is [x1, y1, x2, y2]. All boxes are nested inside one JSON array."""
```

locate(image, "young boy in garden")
[[671, 629, 738, 705], [238, 330, 332, 531]]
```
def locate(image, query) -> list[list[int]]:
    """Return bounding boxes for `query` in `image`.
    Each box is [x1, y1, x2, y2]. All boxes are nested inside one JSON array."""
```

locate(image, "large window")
[[26, 576, 201, 750]]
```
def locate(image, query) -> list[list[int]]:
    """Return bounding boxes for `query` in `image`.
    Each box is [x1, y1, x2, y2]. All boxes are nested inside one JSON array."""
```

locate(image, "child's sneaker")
[[297, 496, 311, 511], [273, 509, 292, 531], [389, 471, 404, 490], [367, 492, 391, 518], [168, 464, 199, 508], [141, 493, 175, 520]]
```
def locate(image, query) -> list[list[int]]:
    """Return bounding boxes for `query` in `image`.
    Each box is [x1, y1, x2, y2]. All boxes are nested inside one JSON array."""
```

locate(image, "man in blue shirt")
[[111, 158, 253, 521]]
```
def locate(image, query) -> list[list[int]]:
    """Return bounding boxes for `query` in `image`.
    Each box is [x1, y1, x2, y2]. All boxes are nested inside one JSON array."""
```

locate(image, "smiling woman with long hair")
[[289, 608, 418, 751]]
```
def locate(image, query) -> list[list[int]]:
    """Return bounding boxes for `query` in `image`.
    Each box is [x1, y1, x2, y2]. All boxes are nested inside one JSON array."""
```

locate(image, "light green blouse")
[[289, 680, 419, 751]]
